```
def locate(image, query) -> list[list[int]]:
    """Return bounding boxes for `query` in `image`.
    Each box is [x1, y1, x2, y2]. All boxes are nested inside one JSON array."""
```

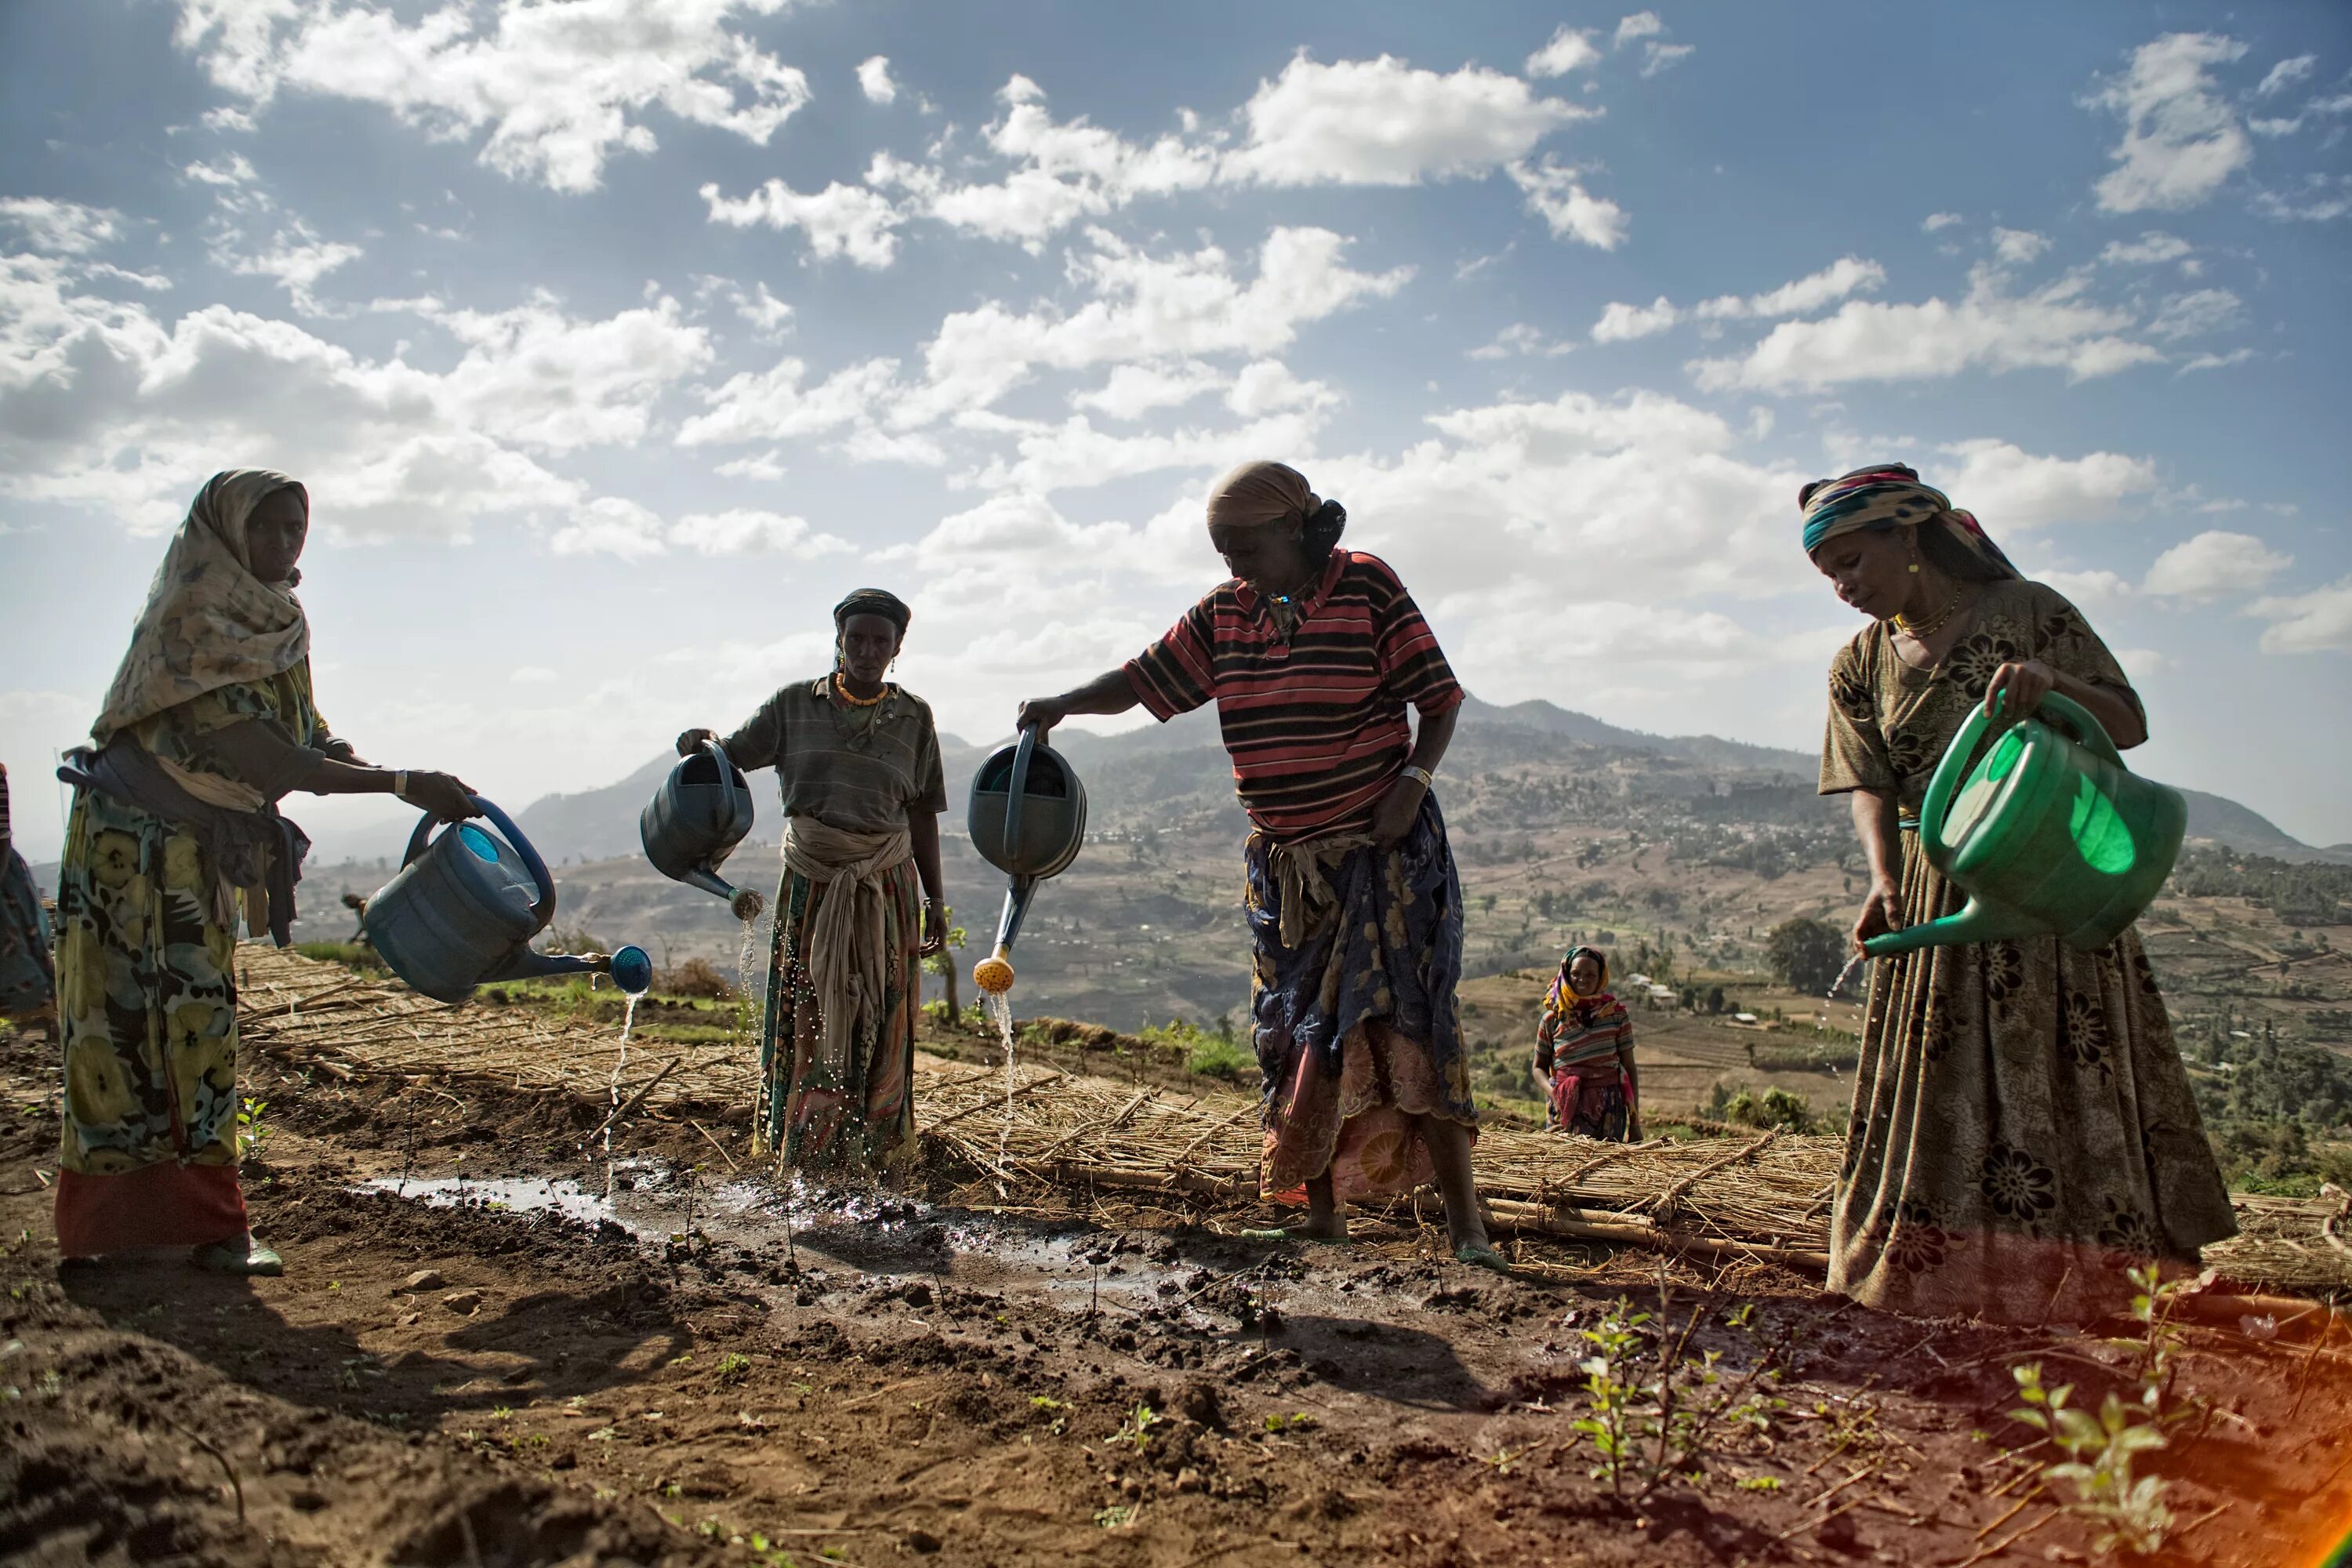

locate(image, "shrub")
[[661, 957, 736, 1000]]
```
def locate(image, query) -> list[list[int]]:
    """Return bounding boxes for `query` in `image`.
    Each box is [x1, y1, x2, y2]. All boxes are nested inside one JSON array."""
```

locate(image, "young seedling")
[[1105, 1403, 1161, 1453]]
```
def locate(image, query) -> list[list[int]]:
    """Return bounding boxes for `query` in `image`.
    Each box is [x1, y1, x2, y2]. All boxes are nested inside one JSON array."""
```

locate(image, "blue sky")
[[3, 0, 2348, 863]]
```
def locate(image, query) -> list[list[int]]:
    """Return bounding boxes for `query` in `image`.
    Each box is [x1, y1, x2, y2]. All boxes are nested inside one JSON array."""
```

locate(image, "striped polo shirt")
[[1123, 550, 1464, 840]]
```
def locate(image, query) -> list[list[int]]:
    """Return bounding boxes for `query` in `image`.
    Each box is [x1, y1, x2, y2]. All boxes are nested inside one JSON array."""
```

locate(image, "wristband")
[[1400, 765, 1436, 791], [393, 771, 411, 802]]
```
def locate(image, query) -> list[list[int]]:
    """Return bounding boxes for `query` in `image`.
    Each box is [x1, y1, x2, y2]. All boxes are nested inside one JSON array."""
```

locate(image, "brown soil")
[[4, 1017, 2349, 1568]]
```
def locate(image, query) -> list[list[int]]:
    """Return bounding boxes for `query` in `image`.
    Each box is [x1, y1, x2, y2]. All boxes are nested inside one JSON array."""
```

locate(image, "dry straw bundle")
[[234, 944, 2350, 1294]]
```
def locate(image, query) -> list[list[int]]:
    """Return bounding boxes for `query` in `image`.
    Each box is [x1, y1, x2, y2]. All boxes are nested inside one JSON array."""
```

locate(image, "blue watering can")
[[641, 737, 764, 920], [365, 797, 651, 1004], [966, 726, 1088, 994]]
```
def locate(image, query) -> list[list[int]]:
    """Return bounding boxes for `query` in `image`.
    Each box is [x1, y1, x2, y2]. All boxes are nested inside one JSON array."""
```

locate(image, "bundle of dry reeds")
[[232, 944, 2352, 1294]]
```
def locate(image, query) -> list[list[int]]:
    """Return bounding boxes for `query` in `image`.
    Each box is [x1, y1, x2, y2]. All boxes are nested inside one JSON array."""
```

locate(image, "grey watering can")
[[967, 726, 1088, 993], [365, 797, 649, 1004], [641, 738, 764, 920]]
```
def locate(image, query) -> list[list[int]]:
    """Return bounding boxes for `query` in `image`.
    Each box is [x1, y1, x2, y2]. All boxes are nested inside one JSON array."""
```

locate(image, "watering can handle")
[[699, 734, 737, 779], [1003, 724, 1038, 873], [1917, 691, 2125, 874], [398, 796, 558, 929]]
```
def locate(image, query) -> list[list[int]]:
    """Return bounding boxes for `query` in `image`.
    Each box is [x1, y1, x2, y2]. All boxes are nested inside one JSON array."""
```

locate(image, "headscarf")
[[1542, 944, 1614, 1022], [1204, 459, 1345, 535], [1797, 463, 2020, 579], [91, 470, 311, 748], [832, 587, 912, 636]]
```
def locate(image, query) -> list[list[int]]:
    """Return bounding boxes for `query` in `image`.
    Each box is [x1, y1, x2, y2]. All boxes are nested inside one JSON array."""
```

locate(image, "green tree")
[[1766, 918, 1846, 996]]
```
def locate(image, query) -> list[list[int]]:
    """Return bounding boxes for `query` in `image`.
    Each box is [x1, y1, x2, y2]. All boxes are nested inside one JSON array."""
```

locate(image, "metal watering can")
[[365, 797, 652, 1004], [1864, 692, 2185, 959], [966, 726, 1088, 992], [641, 738, 764, 920]]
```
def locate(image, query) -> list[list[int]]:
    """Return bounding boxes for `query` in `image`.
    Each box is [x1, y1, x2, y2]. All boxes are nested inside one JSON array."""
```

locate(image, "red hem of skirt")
[[54, 1163, 248, 1258]]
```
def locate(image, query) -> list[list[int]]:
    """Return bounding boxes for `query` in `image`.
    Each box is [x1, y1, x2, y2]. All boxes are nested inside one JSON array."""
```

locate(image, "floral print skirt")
[[758, 860, 921, 1174], [1548, 1059, 1634, 1142], [1246, 795, 1476, 1204], [1830, 829, 2236, 1323], [52, 789, 249, 1256]]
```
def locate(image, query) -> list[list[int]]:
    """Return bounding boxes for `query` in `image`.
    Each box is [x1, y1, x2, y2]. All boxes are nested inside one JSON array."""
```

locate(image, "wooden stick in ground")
[[689, 1119, 742, 1174], [582, 1056, 682, 1145]]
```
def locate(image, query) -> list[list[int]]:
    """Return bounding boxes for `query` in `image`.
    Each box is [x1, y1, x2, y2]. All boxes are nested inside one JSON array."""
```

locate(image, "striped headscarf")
[[1797, 463, 2020, 579]]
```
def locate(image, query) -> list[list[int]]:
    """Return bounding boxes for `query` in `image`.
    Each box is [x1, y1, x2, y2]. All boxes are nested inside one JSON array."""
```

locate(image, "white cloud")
[[1639, 43, 1694, 78], [2251, 174, 2352, 223], [1921, 212, 1964, 232], [1225, 358, 1337, 418], [1933, 439, 2158, 528], [1591, 296, 1679, 342], [510, 665, 558, 684], [677, 353, 906, 448], [1466, 322, 1573, 360], [731, 280, 793, 337], [1991, 227, 2051, 264], [1526, 26, 1601, 78], [714, 449, 786, 480], [183, 153, 260, 188], [2084, 32, 2252, 214], [2175, 347, 2257, 375], [2143, 529, 2292, 598], [666, 508, 853, 556], [172, 0, 810, 194], [1507, 159, 1628, 249], [2148, 287, 2244, 339], [699, 178, 905, 267], [1613, 13, 1664, 47], [0, 197, 122, 255], [0, 252, 705, 539], [2099, 230, 2192, 267], [1071, 361, 1222, 420], [548, 495, 666, 558], [219, 222, 363, 314], [1689, 265, 2162, 392], [2038, 568, 2135, 608], [1693, 256, 1885, 320], [2248, 577, 2352, 654], [857, 55, 896, 105], [1225, 54, 1592, 187], [2256, 54, 2316, 96]]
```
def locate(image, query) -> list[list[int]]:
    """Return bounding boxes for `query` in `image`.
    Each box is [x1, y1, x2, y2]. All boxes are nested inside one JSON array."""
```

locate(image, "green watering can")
[[1863, 691, 2185, 959]]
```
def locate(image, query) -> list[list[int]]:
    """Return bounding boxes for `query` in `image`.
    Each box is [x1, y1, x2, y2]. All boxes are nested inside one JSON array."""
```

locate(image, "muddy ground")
[[3, 1018, 2350, 1568]]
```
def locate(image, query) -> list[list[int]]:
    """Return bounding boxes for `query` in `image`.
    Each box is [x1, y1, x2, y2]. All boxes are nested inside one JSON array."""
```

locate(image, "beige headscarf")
[[92, 470, 311, 750], [1205, 459, 1319, 531]]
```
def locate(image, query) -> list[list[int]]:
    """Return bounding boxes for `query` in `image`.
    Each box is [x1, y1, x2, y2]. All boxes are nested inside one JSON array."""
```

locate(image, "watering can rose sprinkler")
[[967, 725, 1090, 1000], [1860, 691, 2186, 960], [364, 797, 652, 1004]]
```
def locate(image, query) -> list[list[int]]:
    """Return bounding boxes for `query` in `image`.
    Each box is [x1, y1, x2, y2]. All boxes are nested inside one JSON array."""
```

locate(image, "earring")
[[1908, 561, 1921, 574]]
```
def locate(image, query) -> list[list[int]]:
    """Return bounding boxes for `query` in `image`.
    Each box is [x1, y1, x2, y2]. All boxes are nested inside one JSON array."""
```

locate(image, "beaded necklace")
[[832, 672, 888, 708]]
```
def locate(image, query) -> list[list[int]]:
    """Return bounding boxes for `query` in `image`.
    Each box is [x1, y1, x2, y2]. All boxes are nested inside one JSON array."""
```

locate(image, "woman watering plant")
[[675, 590, 949, 1173], [1016, 461, 1502, 1269], [54, 470, 480, 1276], [1806, 463, 2232, 1323]]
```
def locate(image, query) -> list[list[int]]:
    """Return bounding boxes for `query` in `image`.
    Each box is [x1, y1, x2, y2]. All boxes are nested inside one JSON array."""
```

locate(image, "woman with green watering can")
[[1806, 463, 2233, 1324]]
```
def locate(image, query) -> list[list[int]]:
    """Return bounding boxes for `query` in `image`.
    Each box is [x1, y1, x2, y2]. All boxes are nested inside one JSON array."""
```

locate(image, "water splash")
[[604, 991, 638, 1203], [981, 987, 1015, 1174], [1824, 950, 1869, 1001]]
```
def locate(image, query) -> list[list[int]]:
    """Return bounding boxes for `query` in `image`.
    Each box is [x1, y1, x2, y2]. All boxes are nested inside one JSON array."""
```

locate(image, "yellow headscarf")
[[91, 470, 311, 749]]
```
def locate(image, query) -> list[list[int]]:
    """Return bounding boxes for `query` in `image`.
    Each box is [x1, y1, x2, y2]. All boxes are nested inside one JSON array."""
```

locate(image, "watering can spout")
[[1862, 897, 2042, 960], [484, 942, 654, 993]]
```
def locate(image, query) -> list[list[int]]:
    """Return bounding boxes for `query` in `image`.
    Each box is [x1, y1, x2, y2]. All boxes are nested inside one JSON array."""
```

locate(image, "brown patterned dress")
[[1819, 579, 2235, 1323]]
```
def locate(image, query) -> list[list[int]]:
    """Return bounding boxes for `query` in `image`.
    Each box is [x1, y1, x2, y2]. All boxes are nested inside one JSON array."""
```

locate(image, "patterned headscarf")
[[1543, 944, 1613, 1021], [92, 470, 311, 748], [832, 587, 912, 636], [1205, 459, 1345, 535], [1798, 463, 2020, 579]]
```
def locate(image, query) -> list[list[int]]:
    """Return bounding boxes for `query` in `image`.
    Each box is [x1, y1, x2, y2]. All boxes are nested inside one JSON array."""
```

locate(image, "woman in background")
[[0, 764, 56, 1036], [677, 589, 949, 1173], [1534, 945, 1639, 1142], [1807, 462, 2233, 1323], [55, 469, 477, 1275]]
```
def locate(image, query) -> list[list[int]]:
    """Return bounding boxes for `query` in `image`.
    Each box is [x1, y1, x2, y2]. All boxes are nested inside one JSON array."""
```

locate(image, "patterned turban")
[[832, 588, 912, 634], [1798, 463, 2019, 579]]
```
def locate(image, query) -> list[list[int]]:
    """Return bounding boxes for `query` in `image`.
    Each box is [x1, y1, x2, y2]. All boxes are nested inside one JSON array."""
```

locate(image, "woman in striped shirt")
[[1018, 461, 1501, 1269], [1534, 946, 1640, 1142]]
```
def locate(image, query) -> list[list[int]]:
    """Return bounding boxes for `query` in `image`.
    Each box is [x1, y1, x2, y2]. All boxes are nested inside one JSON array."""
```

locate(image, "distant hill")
[[436, 694, 2349, 870]]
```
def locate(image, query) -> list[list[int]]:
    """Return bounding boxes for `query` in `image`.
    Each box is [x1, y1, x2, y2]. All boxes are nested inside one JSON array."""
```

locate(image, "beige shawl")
[[93, 470, 311, 760], [1205, 459, 1319, 531], [782, 816, 914, 1079]]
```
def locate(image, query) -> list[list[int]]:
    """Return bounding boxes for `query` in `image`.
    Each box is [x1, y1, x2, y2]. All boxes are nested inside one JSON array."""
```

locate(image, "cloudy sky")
[[3, 0, 2349, 863]]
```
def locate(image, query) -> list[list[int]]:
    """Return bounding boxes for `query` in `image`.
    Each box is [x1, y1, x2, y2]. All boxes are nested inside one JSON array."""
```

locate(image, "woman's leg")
[[1302, 1172, 1348, 1240], [1415, 1114, 1490, 1254]]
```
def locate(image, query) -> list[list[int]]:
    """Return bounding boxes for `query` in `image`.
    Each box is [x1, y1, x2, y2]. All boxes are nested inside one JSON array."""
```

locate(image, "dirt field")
[[5, 992, 2352, 1566]]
